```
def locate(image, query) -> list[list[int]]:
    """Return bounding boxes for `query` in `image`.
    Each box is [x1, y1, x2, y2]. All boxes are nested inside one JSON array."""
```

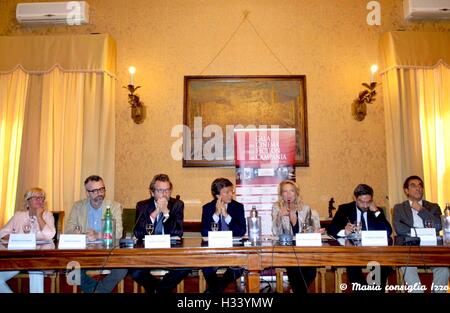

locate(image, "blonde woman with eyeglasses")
[[0, 187, 55, 293]]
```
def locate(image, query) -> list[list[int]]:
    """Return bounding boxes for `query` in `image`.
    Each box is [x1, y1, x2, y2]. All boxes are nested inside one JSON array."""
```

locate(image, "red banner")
[[234, 128, 296, 235]]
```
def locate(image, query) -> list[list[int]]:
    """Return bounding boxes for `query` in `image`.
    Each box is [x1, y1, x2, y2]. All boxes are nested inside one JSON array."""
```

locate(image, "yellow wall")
[[1, 0, 449, 220]]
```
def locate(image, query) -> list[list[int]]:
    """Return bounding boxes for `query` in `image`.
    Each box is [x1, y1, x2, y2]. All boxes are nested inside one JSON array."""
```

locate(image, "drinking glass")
[[302, 221, 313, 233], [211, 222, 219, 232], [353, 221, 362, 240], [424, 218, 434, 228], [146, 223, 154, 235], [301, 222, 308, 233]]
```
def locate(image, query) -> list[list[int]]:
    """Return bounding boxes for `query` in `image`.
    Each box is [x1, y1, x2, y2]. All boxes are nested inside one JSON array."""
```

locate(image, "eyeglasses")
[[154, 188, 171, 194], [29, 196, 45, 201], [87, 187, 106, 194]]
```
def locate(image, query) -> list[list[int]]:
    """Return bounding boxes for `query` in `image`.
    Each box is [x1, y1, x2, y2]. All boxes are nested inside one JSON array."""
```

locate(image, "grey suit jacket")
[[393, 200, 442, 236], [65, 198, 123, 238]]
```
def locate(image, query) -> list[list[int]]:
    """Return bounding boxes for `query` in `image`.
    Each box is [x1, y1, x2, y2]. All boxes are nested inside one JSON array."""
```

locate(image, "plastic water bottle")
[[103, 206, 113, 248], [443, 203, 450, 245], [247, 206, 261, 243]]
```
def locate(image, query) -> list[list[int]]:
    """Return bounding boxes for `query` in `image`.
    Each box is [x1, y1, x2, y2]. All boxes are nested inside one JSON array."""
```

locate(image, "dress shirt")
[[87, 202, 103, 232], [149, 201, 167, 235], [409, 200, 425, 228], [212, 204, 232, 225], [337, 204, 381, 237]]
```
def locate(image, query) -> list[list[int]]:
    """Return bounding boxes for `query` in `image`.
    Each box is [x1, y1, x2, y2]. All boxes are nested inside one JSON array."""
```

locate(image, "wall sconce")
[[123, 66, 145, 124], [352, 64, 378, 121]]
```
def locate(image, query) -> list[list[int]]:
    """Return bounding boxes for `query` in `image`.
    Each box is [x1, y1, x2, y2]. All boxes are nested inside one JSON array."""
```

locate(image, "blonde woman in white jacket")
[[272, 180, 323, 293]]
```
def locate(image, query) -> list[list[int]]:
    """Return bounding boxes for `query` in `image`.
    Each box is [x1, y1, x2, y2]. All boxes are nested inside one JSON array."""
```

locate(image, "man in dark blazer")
[[393, 175, 449, 293], [201, 178, 246, 292], [130, 174, 190, 293], [328, 184, 392, 291], [134, 193, 184, 239]]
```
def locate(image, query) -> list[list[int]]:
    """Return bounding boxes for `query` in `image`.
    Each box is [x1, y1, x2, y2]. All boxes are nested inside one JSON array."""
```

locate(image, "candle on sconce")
[[128, 66, 136, 85], [370, 64, 378, 83]]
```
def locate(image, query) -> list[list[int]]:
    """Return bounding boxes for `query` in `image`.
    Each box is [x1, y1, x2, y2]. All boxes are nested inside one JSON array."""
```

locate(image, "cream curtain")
[[0, 69, 29, 224], [417, 64, 450, 206], [0, 34, 116, 226], [380, 31, 450, 209]]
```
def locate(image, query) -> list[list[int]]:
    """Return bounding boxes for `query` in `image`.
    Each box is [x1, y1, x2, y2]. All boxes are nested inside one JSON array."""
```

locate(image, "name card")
[[361, 230, 388, 246], [58, 234, 86, 249], [145, 234, 171, 248], [208, 231, 233, 248], [295, 233, 322, 246], [414, 228, 437, 246], [8, 234, 36, 250]]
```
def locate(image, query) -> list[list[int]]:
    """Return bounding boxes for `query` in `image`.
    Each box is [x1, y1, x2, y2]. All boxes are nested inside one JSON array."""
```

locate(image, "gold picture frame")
[[183, 75, 308, 167]]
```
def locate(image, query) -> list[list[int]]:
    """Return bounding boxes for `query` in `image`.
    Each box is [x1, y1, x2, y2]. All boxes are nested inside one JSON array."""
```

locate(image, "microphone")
[[133, 207, 146, 234], [399, 219, 418, 237], [279, 199, 293, 245], [279, 233, 293, 245], [398, 220, 420, 246]]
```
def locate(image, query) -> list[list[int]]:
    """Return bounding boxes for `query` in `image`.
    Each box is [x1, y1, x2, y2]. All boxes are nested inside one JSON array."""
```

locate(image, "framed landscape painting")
[[183, 75, 308, 167]]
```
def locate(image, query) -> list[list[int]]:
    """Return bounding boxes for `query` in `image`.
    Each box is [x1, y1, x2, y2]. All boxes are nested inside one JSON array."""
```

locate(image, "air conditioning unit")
[[404, 0, 450, 20], [16, 1, 89, 25]]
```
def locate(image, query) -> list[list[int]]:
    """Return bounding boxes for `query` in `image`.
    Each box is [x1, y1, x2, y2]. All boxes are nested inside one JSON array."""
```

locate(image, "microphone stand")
[[398, 220, 420, 246]]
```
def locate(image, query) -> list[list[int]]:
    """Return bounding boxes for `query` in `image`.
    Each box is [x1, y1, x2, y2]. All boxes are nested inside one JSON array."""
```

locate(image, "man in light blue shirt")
[[66, 175, 127, 293]]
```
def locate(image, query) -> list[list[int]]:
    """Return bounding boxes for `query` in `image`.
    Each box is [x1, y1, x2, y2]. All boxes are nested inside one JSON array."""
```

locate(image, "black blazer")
[[134, 196, 184, 239], [393, 200, 442, 236], [201, 199, 246, 237], [327, 201, 392, 238]]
